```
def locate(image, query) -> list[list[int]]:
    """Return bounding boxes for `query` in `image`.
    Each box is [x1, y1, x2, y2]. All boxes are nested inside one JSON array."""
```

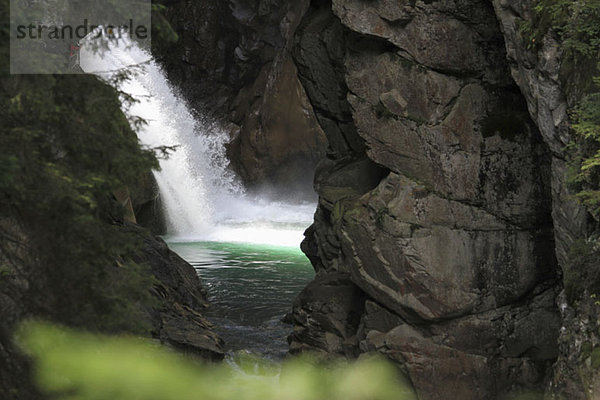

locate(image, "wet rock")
[[130, 172, 166, 235], [128, 224, 225, 360], [287, 272, 365, 357], [154, 0, 326, 197], [226, 56, 327, 195]]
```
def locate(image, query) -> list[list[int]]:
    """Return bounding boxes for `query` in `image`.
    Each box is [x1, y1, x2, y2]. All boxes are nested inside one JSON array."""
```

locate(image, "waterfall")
[[79, 36, 314, 247]]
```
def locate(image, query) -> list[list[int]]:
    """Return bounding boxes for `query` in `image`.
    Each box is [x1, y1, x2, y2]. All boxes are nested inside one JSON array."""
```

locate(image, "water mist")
[[79, 36, 314, 247]]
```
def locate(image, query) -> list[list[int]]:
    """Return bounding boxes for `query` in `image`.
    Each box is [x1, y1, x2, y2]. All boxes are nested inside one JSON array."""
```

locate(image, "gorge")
[[2, 0, 600, 399], [149, 0, 600, 398], [79, 32, 318, 360]]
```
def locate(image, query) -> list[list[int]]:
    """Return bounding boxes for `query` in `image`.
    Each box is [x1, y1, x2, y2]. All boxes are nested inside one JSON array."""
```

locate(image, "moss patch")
[[591, 347, 600, 369], [581, 341, 593, 359], [564, 239, 600, 303]]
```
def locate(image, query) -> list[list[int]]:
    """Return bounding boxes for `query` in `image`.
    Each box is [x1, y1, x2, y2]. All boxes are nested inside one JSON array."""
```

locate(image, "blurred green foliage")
[[1, 0, 174, 396], [17, 321, 416, 400]]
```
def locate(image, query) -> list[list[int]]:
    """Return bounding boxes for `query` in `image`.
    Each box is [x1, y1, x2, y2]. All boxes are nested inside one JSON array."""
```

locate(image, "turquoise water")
[[167, 241, 315, 359]]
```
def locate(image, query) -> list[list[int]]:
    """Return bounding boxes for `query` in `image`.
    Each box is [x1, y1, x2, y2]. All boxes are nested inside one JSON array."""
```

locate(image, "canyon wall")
[[155, 0, 327, 197], [491, 1, 600, 397], [153, 0, 599, 397], [286, 0, 597, 398]]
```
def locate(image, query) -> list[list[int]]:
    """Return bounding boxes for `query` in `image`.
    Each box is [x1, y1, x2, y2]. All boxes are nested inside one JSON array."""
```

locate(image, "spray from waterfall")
[[79, 35, 314, 247]]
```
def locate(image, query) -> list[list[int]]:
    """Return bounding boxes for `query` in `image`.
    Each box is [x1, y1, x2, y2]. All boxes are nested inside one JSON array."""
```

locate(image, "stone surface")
[[127, 224, 224, 360], [226, 56, 327, 194], [286, 272, 365, 357], [130, 172, 166, 235], [154, 0, 327, 197], [490, 1, 598, 398], [154, 0, 600, 398], [288, 0, 562, 399]]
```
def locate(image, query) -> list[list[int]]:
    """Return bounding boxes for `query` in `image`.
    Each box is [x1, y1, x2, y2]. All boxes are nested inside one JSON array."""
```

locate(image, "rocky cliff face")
[[127, 224, 224, 360], [285, 0, 593, 398], [492, 1, 600, 398], [153, 0, 599, 397], [155, 0, 327, 197]]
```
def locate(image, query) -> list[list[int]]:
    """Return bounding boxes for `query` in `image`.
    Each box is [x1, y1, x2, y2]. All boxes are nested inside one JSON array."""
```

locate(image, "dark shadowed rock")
[[127, 224, 224, 360], [0, 219, 224, 398], [491, 1, 598, 397], [130, 172, 167, 235], [286, 272, 365, 357]]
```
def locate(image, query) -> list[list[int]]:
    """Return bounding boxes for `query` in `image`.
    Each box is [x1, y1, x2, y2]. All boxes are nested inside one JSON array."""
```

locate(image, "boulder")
[[127, 224, 224, 360]]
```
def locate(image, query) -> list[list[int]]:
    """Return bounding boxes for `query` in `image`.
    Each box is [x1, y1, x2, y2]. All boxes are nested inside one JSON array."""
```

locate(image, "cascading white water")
[[80, 36, 314, 247]]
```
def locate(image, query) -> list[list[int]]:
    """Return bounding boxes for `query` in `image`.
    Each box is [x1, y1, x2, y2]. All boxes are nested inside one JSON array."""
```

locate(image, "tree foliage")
[[570, 87, 600, 219], [18, 321, 417, 400], [0, 0, 163, 332], [520, 0, 600, 58], [0, 72, 161, 332]]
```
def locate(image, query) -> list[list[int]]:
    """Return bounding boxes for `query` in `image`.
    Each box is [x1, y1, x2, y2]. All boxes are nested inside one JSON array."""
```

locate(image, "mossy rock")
[[321, 186, 361, 204], [564, 239, 600, 303], [581, 341, 593, 360], [591, 347, 600, 369]]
